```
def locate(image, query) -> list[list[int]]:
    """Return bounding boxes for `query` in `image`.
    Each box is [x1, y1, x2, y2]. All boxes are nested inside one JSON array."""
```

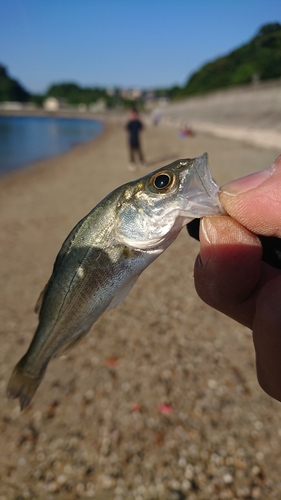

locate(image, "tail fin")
[[6, 359, 45, 410]]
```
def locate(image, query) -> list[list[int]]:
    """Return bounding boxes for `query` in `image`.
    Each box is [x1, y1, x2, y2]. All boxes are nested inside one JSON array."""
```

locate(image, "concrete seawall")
[[161, 80, 281, 150]]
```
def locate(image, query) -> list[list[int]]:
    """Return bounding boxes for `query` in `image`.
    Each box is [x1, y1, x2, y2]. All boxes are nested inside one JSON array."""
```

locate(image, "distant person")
[[125, 108, 145, 171], [179, 122, 194, 138], [151, 108, 162, 126]]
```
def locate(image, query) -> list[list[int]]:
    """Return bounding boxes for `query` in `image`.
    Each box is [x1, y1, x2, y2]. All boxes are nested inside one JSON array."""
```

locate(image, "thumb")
[[219, 155, 281, 237]]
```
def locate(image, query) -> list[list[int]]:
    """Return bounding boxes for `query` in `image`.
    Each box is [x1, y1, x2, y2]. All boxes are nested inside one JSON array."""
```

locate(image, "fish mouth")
[[179, 153, 224, 219]]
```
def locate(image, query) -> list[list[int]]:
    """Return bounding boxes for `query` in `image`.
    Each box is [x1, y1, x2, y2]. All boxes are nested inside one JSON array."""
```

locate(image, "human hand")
[[194, 155, 281, 401]]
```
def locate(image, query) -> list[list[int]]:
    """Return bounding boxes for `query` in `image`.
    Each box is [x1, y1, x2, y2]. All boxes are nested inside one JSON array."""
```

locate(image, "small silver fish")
[[7, 153, 222, 409]]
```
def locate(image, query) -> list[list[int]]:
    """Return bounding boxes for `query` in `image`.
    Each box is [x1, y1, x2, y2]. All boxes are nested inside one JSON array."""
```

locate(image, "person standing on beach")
[[125, 108, 145, 171]]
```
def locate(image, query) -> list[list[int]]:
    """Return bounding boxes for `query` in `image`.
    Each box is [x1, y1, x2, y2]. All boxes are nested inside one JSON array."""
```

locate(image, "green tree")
[[0, 64, 30, 102], [177, 22, 281, 98], [46, 82, 108, 106]]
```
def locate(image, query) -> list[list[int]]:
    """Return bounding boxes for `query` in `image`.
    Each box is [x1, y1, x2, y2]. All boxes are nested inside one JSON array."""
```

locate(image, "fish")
[[7, 153, 223, 410]]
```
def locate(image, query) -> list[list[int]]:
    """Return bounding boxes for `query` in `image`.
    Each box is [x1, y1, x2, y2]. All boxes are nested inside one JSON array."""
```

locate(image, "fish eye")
[[153, 172, 173, 190]]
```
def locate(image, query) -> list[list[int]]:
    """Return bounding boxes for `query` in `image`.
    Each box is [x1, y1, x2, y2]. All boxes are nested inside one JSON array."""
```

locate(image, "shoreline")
[[2, 78, 281, 156], [1, 116, 279, 188], [0, 113, 109, 180], [0, 124, 117, 223], [0, 107, 107, 119]]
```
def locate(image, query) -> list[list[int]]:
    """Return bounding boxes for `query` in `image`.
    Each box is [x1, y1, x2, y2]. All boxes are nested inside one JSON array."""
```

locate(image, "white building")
[[43, 97, 61, 111]]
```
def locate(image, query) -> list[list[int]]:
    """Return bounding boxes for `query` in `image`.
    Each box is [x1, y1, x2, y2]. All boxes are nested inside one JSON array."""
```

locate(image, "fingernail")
[[199, 218, 218, 265], [221, 167, 273, 195]]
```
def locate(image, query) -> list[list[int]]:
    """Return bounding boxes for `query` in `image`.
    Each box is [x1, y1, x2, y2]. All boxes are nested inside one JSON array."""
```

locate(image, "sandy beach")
[[1, 106, 281, 499]]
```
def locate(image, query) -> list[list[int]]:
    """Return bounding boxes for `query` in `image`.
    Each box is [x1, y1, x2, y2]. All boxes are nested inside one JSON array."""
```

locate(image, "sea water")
[[0, 115, 104, 175]]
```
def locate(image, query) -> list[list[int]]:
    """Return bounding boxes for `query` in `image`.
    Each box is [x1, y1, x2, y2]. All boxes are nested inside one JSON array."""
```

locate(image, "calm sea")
[[0, 115, 104, 175]]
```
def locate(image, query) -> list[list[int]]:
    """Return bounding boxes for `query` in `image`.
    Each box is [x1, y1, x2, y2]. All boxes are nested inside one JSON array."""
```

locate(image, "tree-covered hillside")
[[46, 83, 108, 106], [169, 23, 281, 99], [1, 22, 280, 106], [0, 65, 30, 102]]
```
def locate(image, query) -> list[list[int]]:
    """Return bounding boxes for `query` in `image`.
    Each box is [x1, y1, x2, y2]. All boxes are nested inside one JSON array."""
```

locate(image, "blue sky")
[[1, 0, 281, 94]]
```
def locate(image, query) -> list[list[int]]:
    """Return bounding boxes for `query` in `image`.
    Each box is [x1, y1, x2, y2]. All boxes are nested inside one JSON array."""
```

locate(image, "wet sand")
[[0, 115, 281, 499]]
